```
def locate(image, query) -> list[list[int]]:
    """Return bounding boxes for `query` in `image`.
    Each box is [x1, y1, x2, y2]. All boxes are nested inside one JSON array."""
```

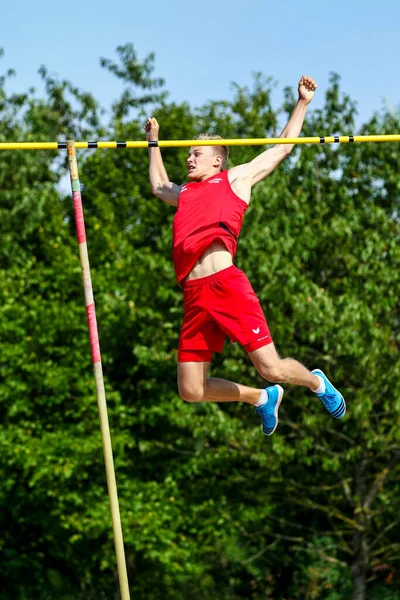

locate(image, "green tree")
[[1, 45, 399, 600]]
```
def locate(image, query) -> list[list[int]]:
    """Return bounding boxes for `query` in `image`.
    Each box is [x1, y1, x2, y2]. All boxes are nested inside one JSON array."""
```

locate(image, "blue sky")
[[2, 0, 400, 131]]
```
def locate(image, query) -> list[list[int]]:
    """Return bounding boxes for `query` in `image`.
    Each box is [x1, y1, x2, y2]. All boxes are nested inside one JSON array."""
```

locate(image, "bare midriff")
[[186, 240, 233, 281]]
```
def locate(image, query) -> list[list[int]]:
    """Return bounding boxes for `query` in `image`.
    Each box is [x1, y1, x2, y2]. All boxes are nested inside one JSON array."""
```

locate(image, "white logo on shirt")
[[252, 327, 260, 334], [208, 178, 223, 184], [181, 185, 188, 193]]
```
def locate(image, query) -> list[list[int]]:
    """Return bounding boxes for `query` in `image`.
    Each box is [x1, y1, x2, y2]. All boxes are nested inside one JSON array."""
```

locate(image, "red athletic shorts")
[[178, 265, 273, 362]]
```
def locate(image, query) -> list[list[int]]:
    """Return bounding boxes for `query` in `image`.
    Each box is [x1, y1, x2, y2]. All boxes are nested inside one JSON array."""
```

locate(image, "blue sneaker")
[[254, 385, 284, 436], [312, 369, 346, 419]]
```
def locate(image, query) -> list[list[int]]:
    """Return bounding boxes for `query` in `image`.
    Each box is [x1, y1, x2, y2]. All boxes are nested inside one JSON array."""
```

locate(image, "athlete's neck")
[[189, 169, 224, 183]]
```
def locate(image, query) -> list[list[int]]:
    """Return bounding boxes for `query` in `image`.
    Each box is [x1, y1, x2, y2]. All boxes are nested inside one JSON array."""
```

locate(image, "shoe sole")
[[263, 385, 284, 436]]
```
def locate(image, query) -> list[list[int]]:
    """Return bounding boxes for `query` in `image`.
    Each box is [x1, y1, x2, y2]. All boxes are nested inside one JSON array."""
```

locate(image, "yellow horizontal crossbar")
[[0, 135, 399, 150]]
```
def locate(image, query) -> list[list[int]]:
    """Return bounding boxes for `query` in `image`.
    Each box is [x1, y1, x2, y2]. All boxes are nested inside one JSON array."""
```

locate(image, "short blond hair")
[[194, 133, 229, 171]]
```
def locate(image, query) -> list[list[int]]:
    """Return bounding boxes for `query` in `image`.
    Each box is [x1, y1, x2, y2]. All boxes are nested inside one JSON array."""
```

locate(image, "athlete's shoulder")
[[227, 163, 252, 183]]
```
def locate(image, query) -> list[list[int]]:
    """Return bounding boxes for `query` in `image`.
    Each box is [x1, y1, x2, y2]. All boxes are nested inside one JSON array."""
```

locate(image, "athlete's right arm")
[[145, 117, 180, 207]]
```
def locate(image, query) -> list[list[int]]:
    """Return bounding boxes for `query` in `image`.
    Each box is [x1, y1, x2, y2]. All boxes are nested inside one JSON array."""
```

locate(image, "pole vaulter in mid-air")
[[145, 75, 346, 437]]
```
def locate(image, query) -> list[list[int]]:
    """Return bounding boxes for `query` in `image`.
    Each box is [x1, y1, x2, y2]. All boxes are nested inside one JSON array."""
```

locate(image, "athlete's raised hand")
[[144, 117, 160, 141], [298, 76, 317, 103]]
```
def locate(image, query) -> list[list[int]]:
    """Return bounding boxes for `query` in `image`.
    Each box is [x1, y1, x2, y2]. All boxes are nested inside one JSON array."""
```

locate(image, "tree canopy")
[[0, 44, 399, 600]]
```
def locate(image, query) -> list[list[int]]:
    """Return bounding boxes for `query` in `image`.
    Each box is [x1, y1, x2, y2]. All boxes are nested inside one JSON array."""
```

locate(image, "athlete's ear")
[[213, 154, 223, 168]]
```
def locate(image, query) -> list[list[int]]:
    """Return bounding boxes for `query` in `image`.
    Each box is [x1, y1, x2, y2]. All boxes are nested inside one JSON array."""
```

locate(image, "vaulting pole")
[[67, 141, 131, 600], [1, 134, 400, 150]]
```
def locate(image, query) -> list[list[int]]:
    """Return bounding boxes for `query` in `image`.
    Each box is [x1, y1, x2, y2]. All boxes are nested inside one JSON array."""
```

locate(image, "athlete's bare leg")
[[177, 343, 319, 404], [248, 343, 319, 390], [177, 361, 262, 405]]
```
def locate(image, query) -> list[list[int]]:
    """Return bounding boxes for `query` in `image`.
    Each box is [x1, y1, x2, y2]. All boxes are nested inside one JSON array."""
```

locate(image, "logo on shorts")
[[252, 327, 260, 334]]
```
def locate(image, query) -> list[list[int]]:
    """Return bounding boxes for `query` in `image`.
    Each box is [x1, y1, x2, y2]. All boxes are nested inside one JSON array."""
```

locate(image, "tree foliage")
[[0, 45, 399, 600]]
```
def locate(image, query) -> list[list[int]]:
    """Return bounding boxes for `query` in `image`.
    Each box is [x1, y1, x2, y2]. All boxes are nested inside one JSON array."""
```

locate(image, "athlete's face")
[[187, 146, 222, 181]]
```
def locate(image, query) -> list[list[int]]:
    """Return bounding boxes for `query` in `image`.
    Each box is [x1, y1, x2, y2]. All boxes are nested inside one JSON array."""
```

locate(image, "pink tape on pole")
[[86, 303, 101, 364], [73, 190, 87, 243]]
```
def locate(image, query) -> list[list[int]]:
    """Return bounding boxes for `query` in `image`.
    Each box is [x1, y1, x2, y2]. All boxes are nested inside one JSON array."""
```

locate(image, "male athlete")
[[145, 75, 345, 436]]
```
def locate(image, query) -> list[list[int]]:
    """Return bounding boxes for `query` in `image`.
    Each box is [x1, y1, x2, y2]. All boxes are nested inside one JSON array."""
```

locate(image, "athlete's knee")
[[258, 361, 286, 383], [178, 383, 204, 403]]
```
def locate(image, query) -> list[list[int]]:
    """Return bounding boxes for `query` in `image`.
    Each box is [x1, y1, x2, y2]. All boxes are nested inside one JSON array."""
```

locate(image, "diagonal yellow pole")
[[67, 141, 130, 600], [0, 133, 399, 150]]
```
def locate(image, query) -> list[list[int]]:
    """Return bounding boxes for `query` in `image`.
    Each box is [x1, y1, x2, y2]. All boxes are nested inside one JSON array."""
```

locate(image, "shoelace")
[[322, 391, 337, 408]]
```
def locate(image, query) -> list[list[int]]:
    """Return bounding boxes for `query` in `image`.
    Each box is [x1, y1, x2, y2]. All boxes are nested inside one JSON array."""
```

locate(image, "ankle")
[[254, 388, 268, 407], [311, 375, 325, 394]]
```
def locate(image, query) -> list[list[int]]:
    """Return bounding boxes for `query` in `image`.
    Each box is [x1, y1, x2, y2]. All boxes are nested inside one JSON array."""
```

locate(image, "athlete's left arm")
[[230, 76, 317, 188]]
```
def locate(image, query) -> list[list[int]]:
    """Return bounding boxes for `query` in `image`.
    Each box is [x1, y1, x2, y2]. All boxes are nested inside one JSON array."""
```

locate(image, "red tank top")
[[172, 170, 248, 284]]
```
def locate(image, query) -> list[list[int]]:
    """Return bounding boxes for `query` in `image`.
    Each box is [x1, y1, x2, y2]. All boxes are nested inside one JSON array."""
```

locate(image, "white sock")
[[255, 388, 269, 407], [312, 375, 326, 394]]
